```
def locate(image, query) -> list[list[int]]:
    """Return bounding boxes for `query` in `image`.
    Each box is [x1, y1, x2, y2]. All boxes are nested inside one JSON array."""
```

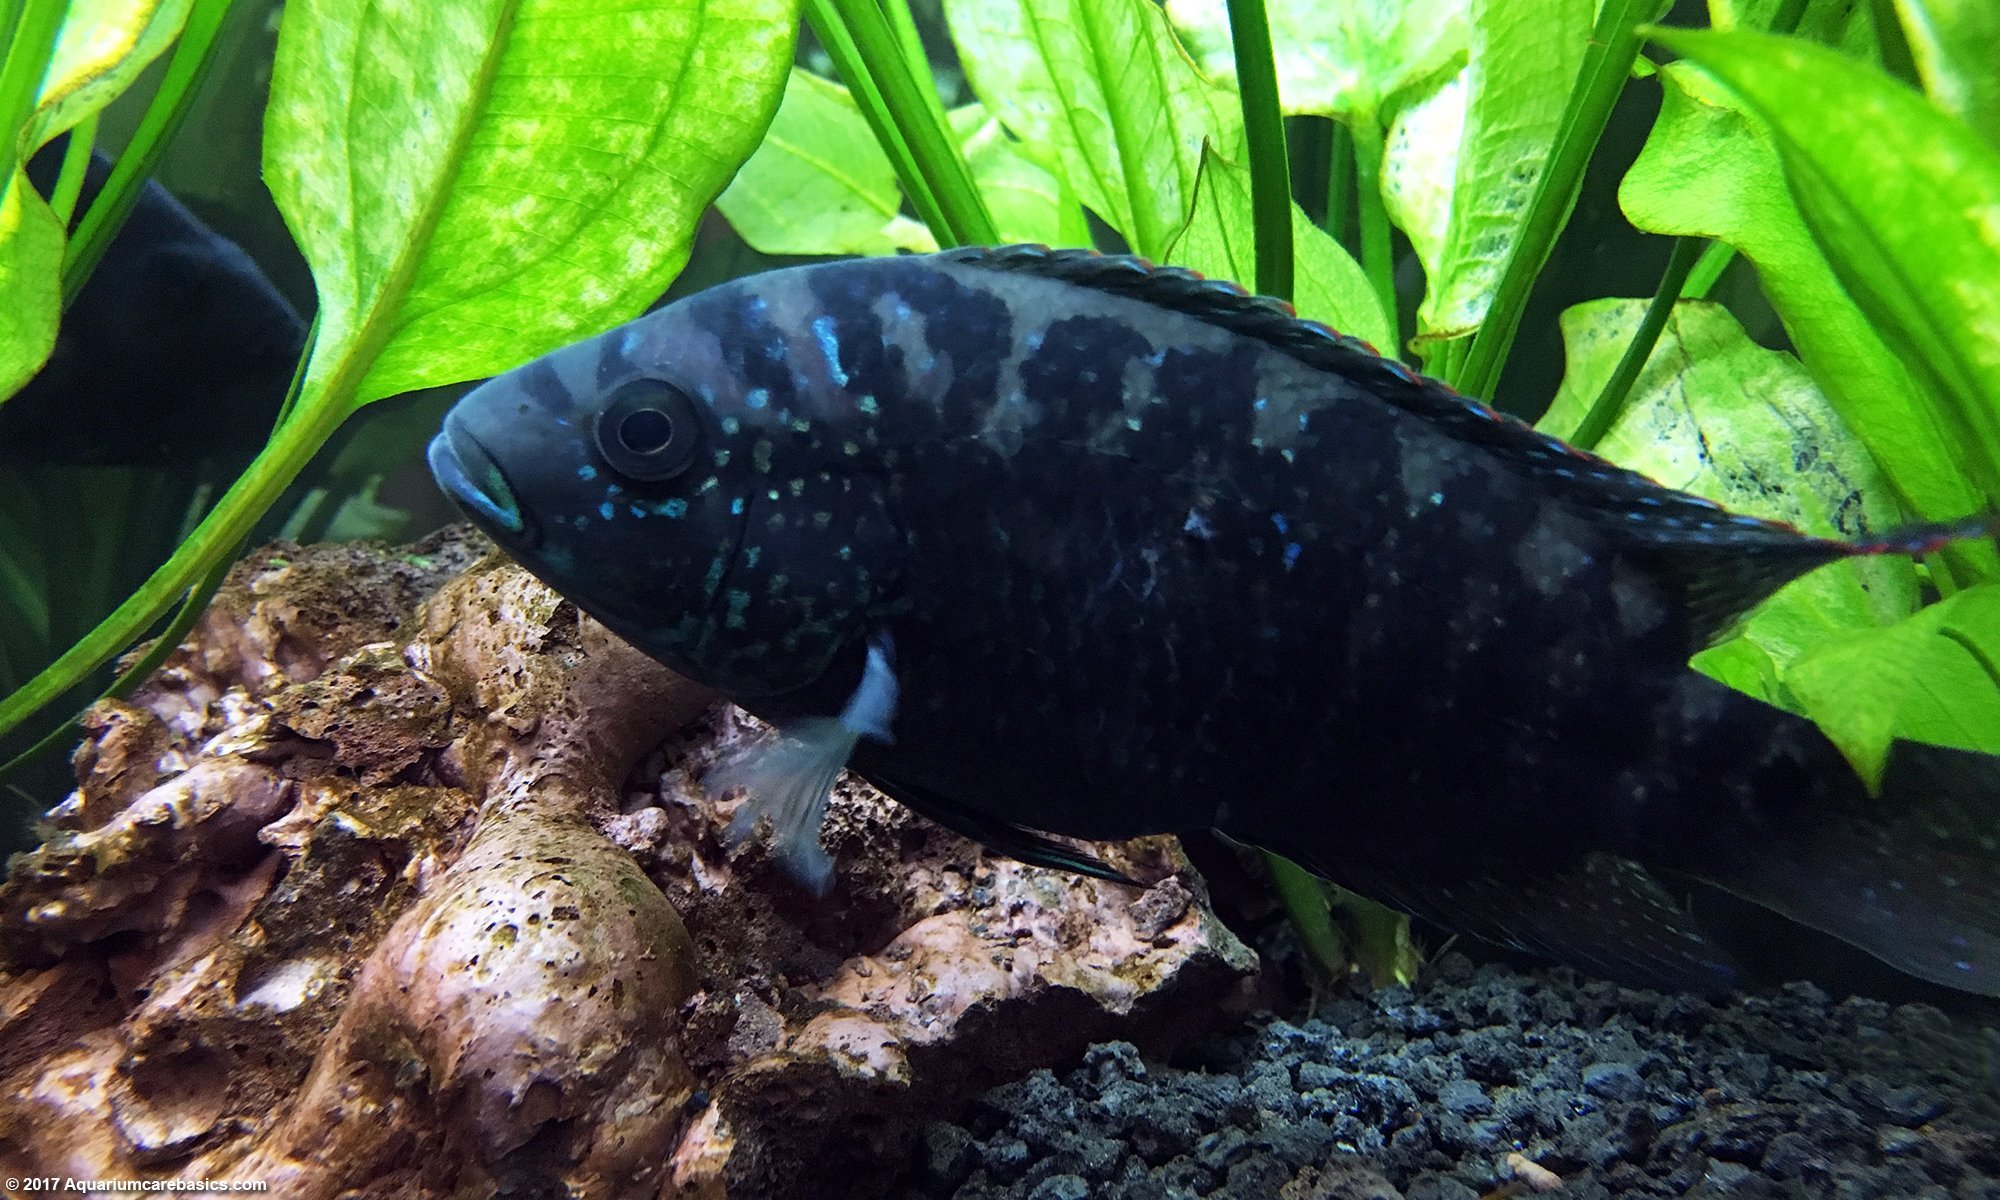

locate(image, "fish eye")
[[595, 380, 702, 481]]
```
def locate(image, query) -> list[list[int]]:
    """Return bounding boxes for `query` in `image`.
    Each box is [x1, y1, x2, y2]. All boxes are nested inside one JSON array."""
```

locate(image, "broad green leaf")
[[28, 0, 193, 147], [266, 0, 798, 406], [718, 68, 934, 257], [1540, 298, 1918, 676], [1651, 29, 2000, 513], [1785, 584, 2000, 787], [1897, 0, 2000, 151], [716, 71, 1086, 256], [1689, 634, 1785, 708], [955, 108, 1093, 247], [1162, 0, 1469, 124], [1619, 63, 1994, 578], [1389, 0, 1592, 352], [0, 180, 62, 399], [946, 0, 1241, 258], [1167, 146, 1393, 350]]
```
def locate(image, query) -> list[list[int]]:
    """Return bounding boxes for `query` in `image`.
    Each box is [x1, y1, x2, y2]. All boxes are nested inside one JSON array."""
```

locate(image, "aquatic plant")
[[1, 0, 1996, 978]]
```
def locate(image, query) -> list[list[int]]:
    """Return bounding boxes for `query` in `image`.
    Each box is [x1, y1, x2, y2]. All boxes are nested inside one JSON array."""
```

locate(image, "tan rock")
[[0, 529, 1257, 1197]]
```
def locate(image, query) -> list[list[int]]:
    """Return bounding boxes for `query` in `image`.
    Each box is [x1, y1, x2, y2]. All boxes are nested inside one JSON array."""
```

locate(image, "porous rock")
[[0, 529, 1256, 1197]]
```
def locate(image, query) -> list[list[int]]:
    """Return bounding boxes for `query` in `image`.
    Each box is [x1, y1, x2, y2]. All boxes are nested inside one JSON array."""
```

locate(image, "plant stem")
[[883, 0, 947, 127], [1768, 0, 1810, 36], [1324, 118, 1354, 249], [809, 0, 996, 248], [48, 113, 94, 225], [1454, 0, 1671, 399], [1350, 111, 1396, 349], [0, 0, 66, 202], [63, 0, 237, 308], [1682, 239, 1735, 300], [1565, 236, 1702, 450], [0, 547, 235, 781], [1868, 0, 1920, 86], [0, 397, 349, 744], [1225, 0, 1292, 302], [807, 0, 941, 235]]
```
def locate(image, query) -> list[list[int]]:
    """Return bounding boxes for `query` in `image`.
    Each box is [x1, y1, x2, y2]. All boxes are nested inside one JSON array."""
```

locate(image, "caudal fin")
[[1692, 741, 2000, 996]]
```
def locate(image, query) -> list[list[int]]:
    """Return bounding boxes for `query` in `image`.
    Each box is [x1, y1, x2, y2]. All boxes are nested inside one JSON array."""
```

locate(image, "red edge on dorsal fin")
[[1840, 512, 2000, 559]]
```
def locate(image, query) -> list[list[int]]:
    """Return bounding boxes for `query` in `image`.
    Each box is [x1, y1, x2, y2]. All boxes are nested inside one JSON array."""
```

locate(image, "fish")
[[428, 245, 2000, 996]]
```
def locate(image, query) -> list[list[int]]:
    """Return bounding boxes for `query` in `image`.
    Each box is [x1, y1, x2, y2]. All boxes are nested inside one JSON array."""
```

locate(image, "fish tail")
[[1681, 712, 2000, 996]]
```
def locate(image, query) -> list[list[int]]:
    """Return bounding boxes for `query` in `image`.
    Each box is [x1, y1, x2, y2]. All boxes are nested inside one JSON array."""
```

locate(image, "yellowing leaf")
[[28, 0, 193, 147], [1164, 0, 1469, 123], [1541, 298, 1917, 672], [265, 0, 799, 407]]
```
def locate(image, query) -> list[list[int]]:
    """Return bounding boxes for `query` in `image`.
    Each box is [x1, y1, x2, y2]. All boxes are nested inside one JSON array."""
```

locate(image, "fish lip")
[[428, 421, 535, 544]]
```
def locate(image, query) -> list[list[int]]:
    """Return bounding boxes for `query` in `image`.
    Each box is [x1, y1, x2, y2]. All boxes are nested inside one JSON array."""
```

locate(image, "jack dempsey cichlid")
[[429, 246, 2000, 995]]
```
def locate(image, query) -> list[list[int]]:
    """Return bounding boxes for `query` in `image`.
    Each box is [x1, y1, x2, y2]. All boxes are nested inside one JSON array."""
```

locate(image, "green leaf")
[[1896, 0, 2000, 151], [1649, 28, 2000, 513], [1540, 298, 1918, 674], [1167, 146, 1393, 350], [266, 0, 798, 407], [716, 71, 1086, 256], [0, 178, 62, 399], [946, 0, 1242, 258], [1784, 584, 2000, 788], [954, 107, 1092, 247], [1384, 0, 1592, 353], [1163, 0, 1469, 124], [1379, 68, 1462, 307], [1620, 61, 1991, 566], [1, 0, 196, 401], [718, 68, 935, 257], [28, 0, 193, 148]]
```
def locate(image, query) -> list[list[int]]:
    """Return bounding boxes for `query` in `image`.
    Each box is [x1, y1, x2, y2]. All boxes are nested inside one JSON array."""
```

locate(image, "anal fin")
[[1690, 742, 2000, 997], [1317, 851, 1743, 994], [859, 769, 1141, 887]]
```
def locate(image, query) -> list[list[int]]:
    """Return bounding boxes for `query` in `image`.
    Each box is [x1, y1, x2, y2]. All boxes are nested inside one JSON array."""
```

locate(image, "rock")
[[1435, 1079, 1490, 1118], [0, 530, 1257, 1198], [1581, 1061, 1645, 1103]]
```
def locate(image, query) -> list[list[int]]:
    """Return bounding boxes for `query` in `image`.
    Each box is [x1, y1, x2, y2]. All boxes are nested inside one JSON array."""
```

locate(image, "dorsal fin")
[[943, 245, 1995, 642], [942, 244, 1812, 545]]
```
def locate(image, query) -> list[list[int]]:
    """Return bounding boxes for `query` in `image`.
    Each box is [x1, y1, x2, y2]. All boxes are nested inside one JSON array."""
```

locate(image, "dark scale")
[[431, 246, 2000, 996]]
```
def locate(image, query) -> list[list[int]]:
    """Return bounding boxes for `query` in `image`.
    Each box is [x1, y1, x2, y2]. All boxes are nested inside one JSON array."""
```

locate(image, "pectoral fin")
[[710, 631, 899, 893]]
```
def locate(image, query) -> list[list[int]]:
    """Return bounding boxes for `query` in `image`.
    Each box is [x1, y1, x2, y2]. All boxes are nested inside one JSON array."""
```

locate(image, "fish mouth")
[[428, 420, 534, 543]]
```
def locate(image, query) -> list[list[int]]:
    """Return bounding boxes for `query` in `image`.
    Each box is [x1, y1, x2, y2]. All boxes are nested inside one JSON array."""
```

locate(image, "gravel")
[[897, 954, 2000, 1199]]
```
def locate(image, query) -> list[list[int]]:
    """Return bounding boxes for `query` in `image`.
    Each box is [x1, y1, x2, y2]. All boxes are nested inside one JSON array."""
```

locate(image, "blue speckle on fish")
[[812, 316, 849, 387]]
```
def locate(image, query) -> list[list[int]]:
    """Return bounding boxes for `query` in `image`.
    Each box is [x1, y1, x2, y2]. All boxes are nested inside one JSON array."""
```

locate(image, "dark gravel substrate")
[[899, 954, 2000, 1200]]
